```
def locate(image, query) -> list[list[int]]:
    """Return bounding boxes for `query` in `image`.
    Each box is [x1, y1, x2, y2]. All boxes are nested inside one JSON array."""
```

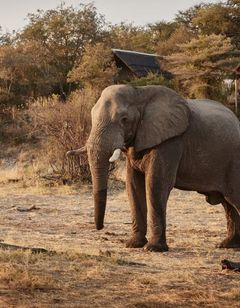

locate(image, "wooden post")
[[235, 78, 238, 116], [235, 65, 240, 117]]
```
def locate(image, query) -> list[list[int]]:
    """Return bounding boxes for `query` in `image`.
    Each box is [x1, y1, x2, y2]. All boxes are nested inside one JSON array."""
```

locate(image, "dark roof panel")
[[112, 49, 171, 79]]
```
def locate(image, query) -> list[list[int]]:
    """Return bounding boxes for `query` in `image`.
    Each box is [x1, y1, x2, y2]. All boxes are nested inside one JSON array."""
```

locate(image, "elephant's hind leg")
[[217, 200, 240, 248]]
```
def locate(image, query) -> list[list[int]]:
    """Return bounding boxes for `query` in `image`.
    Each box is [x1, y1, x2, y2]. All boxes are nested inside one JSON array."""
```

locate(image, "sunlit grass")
[[0, 185, 238, 307]]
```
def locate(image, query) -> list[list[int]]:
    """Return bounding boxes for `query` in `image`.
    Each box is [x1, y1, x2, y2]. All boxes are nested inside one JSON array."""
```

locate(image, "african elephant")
[[69, 85, 240, 252]]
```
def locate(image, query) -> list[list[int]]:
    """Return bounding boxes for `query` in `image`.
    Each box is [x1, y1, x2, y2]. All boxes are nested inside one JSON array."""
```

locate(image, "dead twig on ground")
[[0, 242, 51, 254], [16, 205, 40, 212]]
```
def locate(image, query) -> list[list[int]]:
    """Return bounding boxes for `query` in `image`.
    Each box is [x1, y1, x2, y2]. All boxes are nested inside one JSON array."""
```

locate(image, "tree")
[[192, 2, 240, 48], [176, 1, 240, 49], [156, 26, 194, 56], [107, 23, 154, 53], [167, 34, 239, 99], [147, 21, 178, 46], [0, 45, 29, 106], [0, 27, 13, 46], [0, 40, 62, 106], [68, 42, 118, 91], [192, 4, 232, 36], [224, 0, 240, 49], [175, 3, 207, 31], [18, 3, 106, 98]]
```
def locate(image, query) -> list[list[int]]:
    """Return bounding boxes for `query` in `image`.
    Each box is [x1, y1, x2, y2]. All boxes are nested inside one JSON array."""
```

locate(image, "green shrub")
[[124, 72, 175, 89]]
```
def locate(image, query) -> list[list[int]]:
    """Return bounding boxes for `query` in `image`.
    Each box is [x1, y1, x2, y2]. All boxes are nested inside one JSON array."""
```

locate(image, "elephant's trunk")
[[87, 123, 124, 230], [94, 188, 107, 230], [88, 145, 110, 230]]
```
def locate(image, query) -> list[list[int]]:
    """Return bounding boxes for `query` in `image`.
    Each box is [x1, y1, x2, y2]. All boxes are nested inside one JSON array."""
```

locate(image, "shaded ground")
[[0, 184, 239, 307]]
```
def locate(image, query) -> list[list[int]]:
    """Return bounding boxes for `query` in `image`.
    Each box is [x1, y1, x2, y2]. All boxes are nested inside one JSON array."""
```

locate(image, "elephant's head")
[[86, 85, 190, 230]]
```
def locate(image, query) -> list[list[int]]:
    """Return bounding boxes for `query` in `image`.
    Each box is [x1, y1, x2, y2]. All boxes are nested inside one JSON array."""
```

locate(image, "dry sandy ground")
[[0, 184, 239, 307]]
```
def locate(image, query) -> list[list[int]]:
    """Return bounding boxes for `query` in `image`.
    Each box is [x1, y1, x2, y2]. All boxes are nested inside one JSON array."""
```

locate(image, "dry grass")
[[27, 90, 96, 182], [0, 185, 239, 307], [0, 89, 97, 188]]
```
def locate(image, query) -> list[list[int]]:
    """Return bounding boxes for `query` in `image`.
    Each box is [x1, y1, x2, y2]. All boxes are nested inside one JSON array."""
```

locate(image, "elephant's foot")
[[126, 236, 147, 248], [217, 236, 240, 249], [144, 241, 169, 252]]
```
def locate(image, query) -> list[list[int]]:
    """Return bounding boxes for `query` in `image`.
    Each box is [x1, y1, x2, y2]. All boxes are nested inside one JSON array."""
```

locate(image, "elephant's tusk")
[[109, 149, 121, 162], [66, 146, 87, 156]]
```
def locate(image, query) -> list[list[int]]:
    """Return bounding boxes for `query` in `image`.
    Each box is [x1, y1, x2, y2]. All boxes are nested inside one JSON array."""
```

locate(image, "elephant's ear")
[[134, 89, 190, 152]]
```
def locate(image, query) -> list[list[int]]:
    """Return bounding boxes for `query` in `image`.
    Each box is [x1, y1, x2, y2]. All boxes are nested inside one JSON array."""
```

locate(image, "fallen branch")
[[0, 242, 51, 254], [41, 174, 61, 181], [221, 259, 240, 271], [17, 205, 39, 212]]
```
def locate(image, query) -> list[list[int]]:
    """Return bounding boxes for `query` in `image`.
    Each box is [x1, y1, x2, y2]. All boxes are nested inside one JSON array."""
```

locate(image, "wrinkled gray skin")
[[85, 84, 240, 252]]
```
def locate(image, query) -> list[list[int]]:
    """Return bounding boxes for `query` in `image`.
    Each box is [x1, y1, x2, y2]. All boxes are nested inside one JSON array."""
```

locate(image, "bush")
[[68, 42, 117, 92], [28, 89, 97, 183], [124, 72, 176, 89]]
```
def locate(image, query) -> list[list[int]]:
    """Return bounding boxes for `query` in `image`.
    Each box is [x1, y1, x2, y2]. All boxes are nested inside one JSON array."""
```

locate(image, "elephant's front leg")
[[126, 159, 148, 248], [144, 152, 176, 252]]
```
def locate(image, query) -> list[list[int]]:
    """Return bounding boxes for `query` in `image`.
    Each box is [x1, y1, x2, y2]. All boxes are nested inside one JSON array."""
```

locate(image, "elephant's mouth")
[[125, 133, 134, 145]]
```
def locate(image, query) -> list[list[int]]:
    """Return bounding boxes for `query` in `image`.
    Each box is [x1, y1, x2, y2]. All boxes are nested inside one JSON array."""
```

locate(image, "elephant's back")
[[187, 99, 238, 120], [177, 99, 240, 192], [187, 99, 240, 140]]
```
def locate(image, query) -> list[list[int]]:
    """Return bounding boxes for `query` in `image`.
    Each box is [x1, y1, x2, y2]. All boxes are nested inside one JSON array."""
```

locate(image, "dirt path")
[[0, 184, 239, 307]]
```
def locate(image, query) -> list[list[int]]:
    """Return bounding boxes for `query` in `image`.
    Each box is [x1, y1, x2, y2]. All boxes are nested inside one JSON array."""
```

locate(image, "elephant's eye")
[[120, 116, 128, 125]]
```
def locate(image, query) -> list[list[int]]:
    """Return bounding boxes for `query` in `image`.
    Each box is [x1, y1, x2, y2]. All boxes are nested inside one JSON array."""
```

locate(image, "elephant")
[[69, 84, 240, 252]]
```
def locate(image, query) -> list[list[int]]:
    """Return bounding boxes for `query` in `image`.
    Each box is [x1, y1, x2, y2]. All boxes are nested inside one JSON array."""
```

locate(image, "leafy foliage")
[[0, 3, 106, 105], [167, 34, 239, 99], [125, 72, 174, 88], [107, 23, 154, 53], [0, 1, 239, 106], [0, 1, 240, 183], [156, 26, 194, 56], [68, 42, 118, 91]]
